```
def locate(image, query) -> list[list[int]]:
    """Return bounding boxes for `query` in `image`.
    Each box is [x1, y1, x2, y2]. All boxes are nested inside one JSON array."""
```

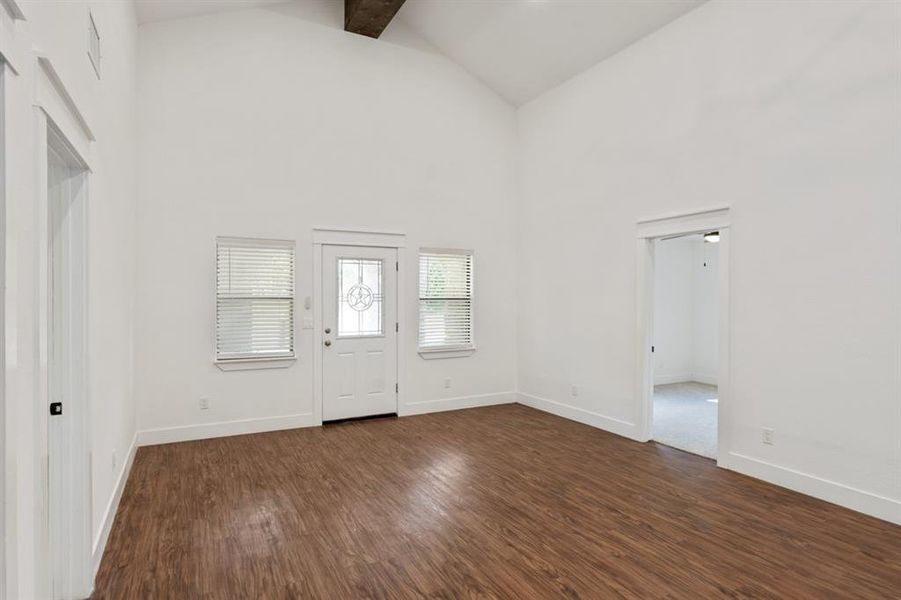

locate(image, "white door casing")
[[636, 206, 731, 467], [47, 123, 91, 599], [321, 245, 398, 421], [0, 59, 6, 600], [31, 52, 95, 600]]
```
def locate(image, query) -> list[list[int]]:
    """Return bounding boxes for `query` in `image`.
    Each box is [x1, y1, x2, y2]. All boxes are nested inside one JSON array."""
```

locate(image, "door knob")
[[324, 340, 332, 347]]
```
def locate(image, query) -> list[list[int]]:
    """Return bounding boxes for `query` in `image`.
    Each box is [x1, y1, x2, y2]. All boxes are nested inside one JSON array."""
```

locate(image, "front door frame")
[[312, 229, 406, 426], [636, 207, 731, 467]]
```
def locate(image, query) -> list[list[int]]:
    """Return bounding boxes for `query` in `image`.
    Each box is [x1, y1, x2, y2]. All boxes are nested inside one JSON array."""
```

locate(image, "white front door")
[[322, 245, 398, 421]]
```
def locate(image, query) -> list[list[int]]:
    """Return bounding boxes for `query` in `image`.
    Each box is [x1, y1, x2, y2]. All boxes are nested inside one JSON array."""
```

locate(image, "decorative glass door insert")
[[337, 258, 383, 337]]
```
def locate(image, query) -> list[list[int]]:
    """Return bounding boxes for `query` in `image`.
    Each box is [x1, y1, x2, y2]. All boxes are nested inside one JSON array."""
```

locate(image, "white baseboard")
[[137, 394, 518, 446], [727, 452, 901, 525], [92, 432, 138, 579], [400, 391, 516, 416], [516, 392, 642, 441], [691, 373, 717, 385], [654, 373, 693, 385], [516, 394, 899, 525], [137, 413, 317, 447], [654, 373, 718, 386]]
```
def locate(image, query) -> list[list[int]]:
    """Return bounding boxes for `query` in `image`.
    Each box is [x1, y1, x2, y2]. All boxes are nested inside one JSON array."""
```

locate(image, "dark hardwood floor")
[[93, 404, 901, 599]]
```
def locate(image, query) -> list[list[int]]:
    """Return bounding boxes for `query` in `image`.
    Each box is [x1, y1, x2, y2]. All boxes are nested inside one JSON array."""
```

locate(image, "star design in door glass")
[[347, 283, 374, 311]]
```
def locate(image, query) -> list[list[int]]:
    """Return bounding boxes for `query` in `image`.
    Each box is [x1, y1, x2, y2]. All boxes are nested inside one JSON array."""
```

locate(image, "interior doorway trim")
[[312, 228, 406, 426], [0, 57, 7, 600], [37, 111, 92, 598], [636, 207, 731, 467], [33, 50, 95, 600], [35, 82, 93, 596]]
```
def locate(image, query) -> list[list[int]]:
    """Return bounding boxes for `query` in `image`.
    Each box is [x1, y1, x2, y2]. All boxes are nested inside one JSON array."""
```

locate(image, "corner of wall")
[[91, 431, 137, 579]]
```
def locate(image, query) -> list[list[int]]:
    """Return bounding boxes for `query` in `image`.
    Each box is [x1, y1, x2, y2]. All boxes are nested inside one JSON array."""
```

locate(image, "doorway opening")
[[651, 234, 719, 458], [636, 207, 730, 465], [47, 121, 91, 598]]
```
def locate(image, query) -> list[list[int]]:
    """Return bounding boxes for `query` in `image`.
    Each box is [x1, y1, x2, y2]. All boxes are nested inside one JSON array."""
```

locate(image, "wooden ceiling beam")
[[344, 0, 406, 39]]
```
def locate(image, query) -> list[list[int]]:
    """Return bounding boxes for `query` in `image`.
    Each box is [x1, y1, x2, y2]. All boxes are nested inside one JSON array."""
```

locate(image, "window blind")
[[216, 237, 295, 360], [418, 249, 473, 351]]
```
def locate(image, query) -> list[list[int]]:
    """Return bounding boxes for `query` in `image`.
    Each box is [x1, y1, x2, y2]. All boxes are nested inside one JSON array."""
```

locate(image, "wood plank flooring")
[[93, 404, 901, 599]]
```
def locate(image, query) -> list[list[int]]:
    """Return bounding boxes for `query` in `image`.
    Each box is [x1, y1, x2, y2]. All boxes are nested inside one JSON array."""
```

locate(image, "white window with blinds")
[[418, 249, 474, 353], [216, 237, 295, 362]]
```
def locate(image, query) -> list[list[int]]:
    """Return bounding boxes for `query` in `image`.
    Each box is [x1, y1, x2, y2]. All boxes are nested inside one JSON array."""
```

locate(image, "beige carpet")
[[653, 381, 717, 458]]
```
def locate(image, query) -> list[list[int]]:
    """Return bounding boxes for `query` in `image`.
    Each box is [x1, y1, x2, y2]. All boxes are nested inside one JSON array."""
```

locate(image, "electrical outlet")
[[762, 427, 774, 445], [571, 385, 579, 397], [444, 378, 452, 389], [199, 397, 210, 410]]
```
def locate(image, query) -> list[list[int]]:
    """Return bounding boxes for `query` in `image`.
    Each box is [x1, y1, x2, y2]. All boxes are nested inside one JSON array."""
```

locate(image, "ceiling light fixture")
[[703, 231, 720, 243]]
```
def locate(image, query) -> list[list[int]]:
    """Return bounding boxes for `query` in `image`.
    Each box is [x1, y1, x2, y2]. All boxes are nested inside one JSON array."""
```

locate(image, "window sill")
[[215, 356, 296, 371], [418, 348, 475, 360]]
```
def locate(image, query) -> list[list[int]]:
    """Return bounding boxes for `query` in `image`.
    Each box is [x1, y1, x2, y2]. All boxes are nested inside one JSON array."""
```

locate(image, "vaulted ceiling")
[[395, 0, 704, 106], [134, 0, 705, 106], [134, 0, 286, 25]]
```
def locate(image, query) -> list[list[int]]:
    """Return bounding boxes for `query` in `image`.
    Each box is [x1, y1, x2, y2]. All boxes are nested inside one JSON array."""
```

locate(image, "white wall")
[[134, 4, 518, 440], [1, 1, 138, 597], [691, 238, 718, 383], [653, 236, 718, 385], [517, 0, 901, 523], [653, 237, 694, 384], [0, 0, 896, 595]]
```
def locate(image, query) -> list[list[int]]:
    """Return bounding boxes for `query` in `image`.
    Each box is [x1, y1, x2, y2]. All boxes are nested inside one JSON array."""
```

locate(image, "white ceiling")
[[134, 0, 287, 25], [134, 0, 706, 106], [396, 0, 705, 106]]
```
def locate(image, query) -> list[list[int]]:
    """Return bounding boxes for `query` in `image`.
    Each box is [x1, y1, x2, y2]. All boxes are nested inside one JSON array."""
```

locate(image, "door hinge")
[[395, 322, 399, 332], [395, 261, 399, 271], [395, 383, 399, 394], [651, 346, 655, 353]]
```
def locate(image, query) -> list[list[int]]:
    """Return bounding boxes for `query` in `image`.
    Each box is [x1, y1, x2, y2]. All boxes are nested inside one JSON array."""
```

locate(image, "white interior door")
[[322, 245, 398, 421], [47, 127, 91, 599]]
